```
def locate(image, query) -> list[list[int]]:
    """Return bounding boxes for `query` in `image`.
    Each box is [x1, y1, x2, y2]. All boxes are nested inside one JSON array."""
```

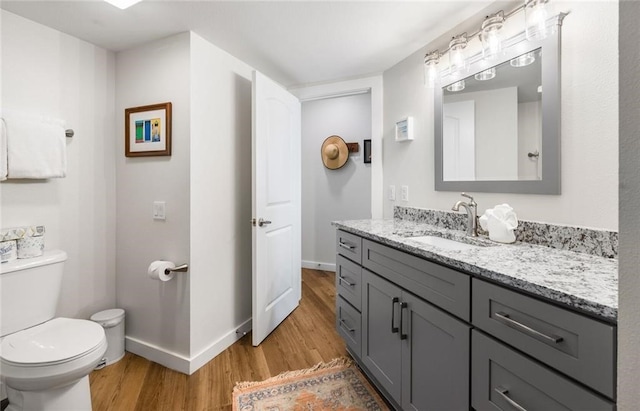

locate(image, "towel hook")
[[65, 129, 74, 138]]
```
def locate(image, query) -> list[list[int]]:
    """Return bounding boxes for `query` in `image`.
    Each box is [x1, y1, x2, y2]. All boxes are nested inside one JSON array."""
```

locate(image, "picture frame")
[[125, 102, 172, 157], [364, 139, 372, 164]]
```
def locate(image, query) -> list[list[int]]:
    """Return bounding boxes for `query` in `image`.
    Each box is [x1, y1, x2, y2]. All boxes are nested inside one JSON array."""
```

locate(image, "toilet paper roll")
[[147, 260, 175, 281], [17, 236, 44, 259]]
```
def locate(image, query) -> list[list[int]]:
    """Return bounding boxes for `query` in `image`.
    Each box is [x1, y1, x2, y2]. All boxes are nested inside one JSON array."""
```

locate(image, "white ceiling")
[[0, 0, 498, 87]]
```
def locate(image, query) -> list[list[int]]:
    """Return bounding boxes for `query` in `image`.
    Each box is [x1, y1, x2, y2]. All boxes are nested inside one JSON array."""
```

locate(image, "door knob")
[[258, 218, 272, 227]]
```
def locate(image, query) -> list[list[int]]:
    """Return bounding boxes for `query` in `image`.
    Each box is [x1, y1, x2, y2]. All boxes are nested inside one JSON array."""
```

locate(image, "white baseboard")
[[188, 318, 252, 374], [302, 260, 336, 272], [125, 336, 191, 374], [125, 318, 252, 375]]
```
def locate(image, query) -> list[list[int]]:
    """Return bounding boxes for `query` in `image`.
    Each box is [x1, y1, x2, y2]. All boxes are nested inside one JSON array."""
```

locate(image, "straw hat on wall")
[[321, 135, 349, 170]]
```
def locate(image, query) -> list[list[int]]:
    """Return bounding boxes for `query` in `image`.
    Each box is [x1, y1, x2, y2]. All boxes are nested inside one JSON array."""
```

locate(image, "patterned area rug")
[[232, 357, 390, 410]]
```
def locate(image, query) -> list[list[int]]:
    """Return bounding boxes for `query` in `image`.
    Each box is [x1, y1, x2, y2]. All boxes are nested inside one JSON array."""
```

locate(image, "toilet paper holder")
[[165, 263, 188, 274]]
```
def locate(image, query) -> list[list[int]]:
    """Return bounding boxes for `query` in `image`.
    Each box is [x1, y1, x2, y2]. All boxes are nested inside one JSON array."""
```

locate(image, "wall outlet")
[[153, 201, 166, 220], [389, 185, 396, 201], [401, 185, 409, 201]]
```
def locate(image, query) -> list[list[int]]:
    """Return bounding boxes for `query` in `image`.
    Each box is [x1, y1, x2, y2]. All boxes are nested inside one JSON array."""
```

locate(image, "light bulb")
[[423, 52, 440, 89], [446, 80, 465, 92], [475, 68, 496, 81], [448, 35, 469, 75], [481, 12, 504, 61], [525, 0, 552, 40]]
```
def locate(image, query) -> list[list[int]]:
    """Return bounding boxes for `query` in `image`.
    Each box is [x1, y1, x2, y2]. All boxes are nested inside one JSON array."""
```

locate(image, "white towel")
[[3, 112, 67, 179], [0, 118, 7, 181]]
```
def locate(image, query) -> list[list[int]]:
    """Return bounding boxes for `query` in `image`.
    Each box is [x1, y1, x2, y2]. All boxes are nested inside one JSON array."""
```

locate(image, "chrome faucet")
[[452, 193, 478, 237]]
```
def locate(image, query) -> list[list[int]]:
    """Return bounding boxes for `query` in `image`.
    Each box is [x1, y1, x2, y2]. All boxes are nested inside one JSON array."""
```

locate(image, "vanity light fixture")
[[104, 0, 142, 9], [446, 80, 465, 92], [510, 51, 536, 67], [424, 51, 441, 88], [474, 68, 496, 81], [480, 11, 505, 61], [525, 0, 554, 40], [422, 0, 556, 88], [448, 34, 469, 76]]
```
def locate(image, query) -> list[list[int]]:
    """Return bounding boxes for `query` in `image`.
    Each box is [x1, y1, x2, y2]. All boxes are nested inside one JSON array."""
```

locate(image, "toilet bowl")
[[1, 318, 108, 411], [0, 250, 107, 410]]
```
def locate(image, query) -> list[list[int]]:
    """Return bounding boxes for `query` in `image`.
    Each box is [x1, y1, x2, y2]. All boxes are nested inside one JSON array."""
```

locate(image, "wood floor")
[[89, 268, 348, 411]]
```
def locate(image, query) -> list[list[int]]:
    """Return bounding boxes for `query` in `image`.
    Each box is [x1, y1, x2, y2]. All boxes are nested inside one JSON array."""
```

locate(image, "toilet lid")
[[0, 318, 105, 365]]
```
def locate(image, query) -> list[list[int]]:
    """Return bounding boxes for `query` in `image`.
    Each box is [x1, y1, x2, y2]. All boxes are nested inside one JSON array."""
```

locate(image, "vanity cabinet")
[[362, 270, 470, 410], [336, 230, 470, 410], [472, 330, 614, 411], [334, 229, 616, 411]]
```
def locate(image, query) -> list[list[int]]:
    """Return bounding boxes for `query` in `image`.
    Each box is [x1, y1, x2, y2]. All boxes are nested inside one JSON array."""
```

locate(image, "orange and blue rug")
[[232, 357, 390, 410]]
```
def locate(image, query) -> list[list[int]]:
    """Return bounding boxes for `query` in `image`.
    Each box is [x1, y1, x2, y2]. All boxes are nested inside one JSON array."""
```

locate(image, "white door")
[[443, 100, 475, 181], [251, 71, 301, 346]]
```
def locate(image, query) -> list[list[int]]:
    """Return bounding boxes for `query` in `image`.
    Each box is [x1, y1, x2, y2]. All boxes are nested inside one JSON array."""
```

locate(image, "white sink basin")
[[408, 235, 482, 251]]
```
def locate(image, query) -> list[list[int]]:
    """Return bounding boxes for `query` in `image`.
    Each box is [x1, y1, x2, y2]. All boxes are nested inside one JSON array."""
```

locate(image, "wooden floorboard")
[[89, 268, 347, 411]]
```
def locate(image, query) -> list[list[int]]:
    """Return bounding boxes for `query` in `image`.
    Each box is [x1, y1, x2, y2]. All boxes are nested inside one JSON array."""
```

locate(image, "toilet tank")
[[0, 250, 67, 337]]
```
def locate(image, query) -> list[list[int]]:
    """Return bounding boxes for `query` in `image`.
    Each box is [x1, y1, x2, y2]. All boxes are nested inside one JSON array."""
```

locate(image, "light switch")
[[389, 185, 396, 201], [401, 185, 409, 201], [153, 201, 166, 220]]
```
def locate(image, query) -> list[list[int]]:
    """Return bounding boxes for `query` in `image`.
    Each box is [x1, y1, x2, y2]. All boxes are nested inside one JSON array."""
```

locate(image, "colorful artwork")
[[125, 102, 172, 157], [135, 118, 161, 144]]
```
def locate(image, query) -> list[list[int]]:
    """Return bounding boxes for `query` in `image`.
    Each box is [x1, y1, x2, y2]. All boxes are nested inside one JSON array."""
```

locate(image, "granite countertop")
[[333, 219, 618, 323]]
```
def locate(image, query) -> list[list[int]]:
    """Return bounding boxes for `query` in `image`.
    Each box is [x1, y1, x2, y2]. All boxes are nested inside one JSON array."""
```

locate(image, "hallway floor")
[[89, 268, 346, 410]]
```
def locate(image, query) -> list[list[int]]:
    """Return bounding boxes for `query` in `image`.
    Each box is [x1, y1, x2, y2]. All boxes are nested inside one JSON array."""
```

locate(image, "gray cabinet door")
[[472, 278, 616, 399], [401, 291, 470, 411], [362, 269, 403, 404], [336, 296, 361, 357], [472, 330, 615, 411]]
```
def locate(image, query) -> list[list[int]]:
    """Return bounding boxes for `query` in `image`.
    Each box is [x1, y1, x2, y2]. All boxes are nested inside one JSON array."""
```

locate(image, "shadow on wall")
[[232, 73, 253, 321]]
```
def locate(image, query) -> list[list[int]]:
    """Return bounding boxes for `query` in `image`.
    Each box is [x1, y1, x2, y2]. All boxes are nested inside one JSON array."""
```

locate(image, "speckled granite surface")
[[394, 206, 618, 258], [332, 218, 618, 323]]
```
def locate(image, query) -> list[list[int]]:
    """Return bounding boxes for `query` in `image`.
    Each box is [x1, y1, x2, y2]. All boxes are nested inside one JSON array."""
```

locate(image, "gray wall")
[[382, 1, 618, 229], [115, 33, 191, 359], [301, 93, 372, 269], [0, 10, 117, 320], [618, 1, 640, 408]]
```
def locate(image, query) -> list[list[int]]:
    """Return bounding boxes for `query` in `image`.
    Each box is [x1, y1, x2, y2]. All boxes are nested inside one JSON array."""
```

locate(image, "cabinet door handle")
[[338, 242, 356, 250], [338, 276, 354, 287], [494, 386, 527, 411], [400, 302, 408, 340], [494, 312, 563, 344], [339, 319, 355, 333], [391, 297, 399, 333]]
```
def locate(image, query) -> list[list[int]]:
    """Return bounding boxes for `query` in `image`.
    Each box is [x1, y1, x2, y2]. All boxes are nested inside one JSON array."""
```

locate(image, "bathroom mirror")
[[434, 16, 564, 194]]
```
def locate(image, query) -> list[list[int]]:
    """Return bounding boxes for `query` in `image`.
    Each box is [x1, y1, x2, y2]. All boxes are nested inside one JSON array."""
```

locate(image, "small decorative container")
[[0, 240, 18, 263], [17, 236, 45, 259]]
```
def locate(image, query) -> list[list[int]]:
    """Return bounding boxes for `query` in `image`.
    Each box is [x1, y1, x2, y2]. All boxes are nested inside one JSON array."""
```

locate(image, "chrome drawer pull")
[[495, 312, 563, 344], [338, 242, 356, 250], [338, 276, 354, 287], [495, 387, 527, 411], [339, 319, 355, 333]]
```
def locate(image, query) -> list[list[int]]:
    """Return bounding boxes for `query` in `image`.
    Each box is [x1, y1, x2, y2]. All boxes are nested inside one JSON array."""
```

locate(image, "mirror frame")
[[435, 14, 565, 195]]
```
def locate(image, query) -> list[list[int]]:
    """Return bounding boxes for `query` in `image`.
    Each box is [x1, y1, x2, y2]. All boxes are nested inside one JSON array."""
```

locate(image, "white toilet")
[[0, 250, 107, 411]]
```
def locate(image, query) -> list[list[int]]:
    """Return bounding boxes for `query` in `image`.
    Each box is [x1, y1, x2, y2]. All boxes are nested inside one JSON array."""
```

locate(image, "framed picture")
[[364, 139, 372, 164], [125, 102, 172, 157]]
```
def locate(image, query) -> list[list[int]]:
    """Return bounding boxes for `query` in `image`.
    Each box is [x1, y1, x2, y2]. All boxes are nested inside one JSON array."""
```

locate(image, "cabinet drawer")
[[472, 279, 616, 399], [362, 239, 470, 321], [336, 230, 362, 264], [336, 254, 362, 311], [337, 296, 361, 357], [472, 331, 614, 411]]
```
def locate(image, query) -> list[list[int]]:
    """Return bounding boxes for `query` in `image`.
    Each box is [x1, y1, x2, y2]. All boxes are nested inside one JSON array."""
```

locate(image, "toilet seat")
[[0, 318, 107, 392], [1, 318, 105, 366]]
